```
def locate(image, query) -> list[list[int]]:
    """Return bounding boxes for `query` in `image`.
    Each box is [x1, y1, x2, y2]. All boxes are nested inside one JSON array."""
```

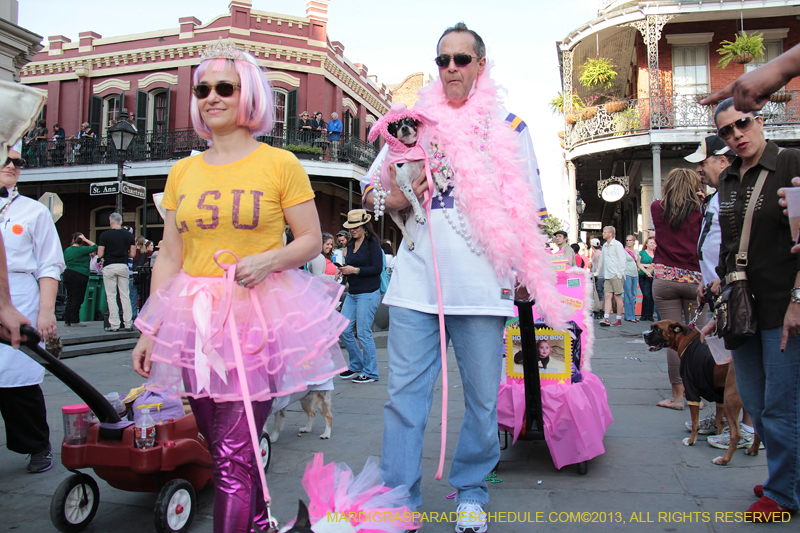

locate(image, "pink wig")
[[190, 50, 274, 140]]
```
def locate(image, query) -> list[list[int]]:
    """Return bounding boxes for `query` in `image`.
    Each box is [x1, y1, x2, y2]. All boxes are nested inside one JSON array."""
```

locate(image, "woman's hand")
[[132, 335, 155, 378], [236, 251, 278, 288], [782, 302, 800, 351], [37, 311, 57, 342], [699, 318, 716, 344], [339, 265, 359, 276]]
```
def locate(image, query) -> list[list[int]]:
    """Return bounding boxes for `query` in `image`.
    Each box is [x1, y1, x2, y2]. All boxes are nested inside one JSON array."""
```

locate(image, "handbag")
[[714, 167, 769, 350]]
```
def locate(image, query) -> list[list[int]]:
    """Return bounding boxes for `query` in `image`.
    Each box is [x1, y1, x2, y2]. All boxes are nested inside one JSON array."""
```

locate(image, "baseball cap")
[[685, 135, 730, 163], [590, 238, 601, 248]]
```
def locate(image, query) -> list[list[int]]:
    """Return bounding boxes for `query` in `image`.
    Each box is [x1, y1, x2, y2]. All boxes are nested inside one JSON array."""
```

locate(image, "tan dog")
[[643, 320, 760, 465], [269, 388, 332, 442]]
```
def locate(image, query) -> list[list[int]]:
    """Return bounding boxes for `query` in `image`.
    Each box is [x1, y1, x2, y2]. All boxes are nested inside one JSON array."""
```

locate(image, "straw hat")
[[342, 209, 372, 229]]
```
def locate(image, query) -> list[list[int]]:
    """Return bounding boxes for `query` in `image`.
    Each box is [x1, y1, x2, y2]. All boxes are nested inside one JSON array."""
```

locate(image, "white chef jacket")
[[0, 192, 65, 387]]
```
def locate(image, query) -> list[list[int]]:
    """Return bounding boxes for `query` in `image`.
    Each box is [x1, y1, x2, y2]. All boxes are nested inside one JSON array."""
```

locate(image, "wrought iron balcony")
[[20, 129, 379, 171], [564, 90, 800, 150]]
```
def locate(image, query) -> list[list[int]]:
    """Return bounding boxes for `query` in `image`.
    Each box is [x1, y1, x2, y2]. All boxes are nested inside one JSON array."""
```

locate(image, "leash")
[[688, 302, 705, 329]]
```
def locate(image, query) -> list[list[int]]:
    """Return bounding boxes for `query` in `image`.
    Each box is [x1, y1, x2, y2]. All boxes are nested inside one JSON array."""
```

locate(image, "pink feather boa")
[[415, 65, 571, 329]]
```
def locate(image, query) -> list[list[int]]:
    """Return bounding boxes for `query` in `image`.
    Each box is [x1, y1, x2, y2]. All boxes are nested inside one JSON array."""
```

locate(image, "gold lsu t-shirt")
[[161, 144, 315, 277]]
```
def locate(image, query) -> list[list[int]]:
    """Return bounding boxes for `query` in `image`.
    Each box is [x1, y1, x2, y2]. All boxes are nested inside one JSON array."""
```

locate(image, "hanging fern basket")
[[605, 101, 629, 114], [580, 106, 598, 120], [565, 113, 578, 125], [732, 52, 754, 64]]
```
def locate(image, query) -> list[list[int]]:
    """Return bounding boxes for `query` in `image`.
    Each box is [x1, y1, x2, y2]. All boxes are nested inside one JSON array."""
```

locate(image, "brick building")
[[17, 0, 395, 246], [557, 0, 800, 242]]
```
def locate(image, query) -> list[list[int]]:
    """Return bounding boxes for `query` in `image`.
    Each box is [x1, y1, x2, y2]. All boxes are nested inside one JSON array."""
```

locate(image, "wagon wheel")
[[50, 473, 100, 533], [577, 461, 588, 475], [154, 479, 196, 533], [260, 431, 272, 474]]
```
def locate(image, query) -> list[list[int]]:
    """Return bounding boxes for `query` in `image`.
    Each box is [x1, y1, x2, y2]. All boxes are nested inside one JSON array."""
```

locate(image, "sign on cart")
[[122, 181, 146, 199], [89, 181, 120, 195]]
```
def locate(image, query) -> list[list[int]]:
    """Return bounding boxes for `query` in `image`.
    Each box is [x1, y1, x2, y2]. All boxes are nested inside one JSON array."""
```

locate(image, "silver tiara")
[[200, 38, 247, 62]]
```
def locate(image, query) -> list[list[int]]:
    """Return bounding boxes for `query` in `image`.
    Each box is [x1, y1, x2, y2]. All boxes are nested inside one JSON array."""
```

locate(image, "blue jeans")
[[733, 327, 800, 511], [623, 275, 638, 320], [339, 290, 381, 379], [381, 306, 506, 509]]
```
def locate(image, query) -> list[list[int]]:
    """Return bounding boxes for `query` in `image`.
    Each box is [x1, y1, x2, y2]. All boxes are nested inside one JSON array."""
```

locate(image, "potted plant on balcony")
[[284, 144, 323, 160], [549, 91, 584, 115], [579, 57, 617, 90], [717, 31, 764, 68]]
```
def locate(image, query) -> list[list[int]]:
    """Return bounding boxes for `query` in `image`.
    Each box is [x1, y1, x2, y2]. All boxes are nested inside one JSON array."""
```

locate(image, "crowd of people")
[[1, 23, 799, 531]]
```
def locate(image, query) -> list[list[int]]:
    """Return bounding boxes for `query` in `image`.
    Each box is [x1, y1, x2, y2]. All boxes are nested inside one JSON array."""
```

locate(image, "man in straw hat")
[[360, 22, 568, 532]]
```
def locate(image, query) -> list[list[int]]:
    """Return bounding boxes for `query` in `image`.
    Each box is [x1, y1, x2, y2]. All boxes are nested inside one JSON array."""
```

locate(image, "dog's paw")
[[299, 427, 311, 434], [712, 456, 729, 465], [405, 241, 415, 251], [414, 214, 426, 224], [319, 433, 330, 440], [744, 447, 759, 456], [682, 437, 696, 446], [269, 434, 279, 443]]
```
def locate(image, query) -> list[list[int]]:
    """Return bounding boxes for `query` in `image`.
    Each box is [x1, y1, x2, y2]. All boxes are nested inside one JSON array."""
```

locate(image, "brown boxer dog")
[[643, 320, 761, 465]]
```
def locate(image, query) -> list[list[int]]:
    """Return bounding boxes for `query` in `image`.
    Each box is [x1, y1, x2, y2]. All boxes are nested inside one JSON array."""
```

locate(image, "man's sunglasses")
[[717, 116, 759, 140], [3, 157, 24, 169], [434, 54, 480, 68], [191, 82, 242, 99]]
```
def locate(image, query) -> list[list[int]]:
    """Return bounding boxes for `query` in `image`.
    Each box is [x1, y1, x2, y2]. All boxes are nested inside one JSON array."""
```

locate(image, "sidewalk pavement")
[[0, 320, 793, 532]]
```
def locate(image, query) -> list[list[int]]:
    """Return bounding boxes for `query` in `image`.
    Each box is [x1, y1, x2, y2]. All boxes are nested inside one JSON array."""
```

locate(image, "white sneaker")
[[685, 414, 722, 435], [455, 502, 488, 533], [707, 426, 764, 450]]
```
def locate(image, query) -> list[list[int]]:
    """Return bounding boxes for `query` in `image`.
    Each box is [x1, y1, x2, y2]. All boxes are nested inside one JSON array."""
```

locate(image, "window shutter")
[[89, 95, 102, 134], [119, 90, 126, 114], [164, 88, 171, 130], [136, 90, 148, 132], [353, 117, 360, 140], [286, 89, 297, 132]]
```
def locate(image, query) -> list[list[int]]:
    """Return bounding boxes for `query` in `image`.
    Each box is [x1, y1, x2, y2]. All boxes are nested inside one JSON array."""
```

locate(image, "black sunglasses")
[[434, 54, 480, 68], [3, 157, 24, 169], [717, 116, 758, 140], [191, 82, 242, 99]]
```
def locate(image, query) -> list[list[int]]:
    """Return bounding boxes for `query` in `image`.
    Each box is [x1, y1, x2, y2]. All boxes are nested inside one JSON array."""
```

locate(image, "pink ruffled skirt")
[[135, 268, 348, 402]]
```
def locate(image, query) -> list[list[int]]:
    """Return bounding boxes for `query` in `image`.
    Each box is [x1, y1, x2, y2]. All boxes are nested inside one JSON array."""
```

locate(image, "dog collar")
[[674, 332, 686, 347]]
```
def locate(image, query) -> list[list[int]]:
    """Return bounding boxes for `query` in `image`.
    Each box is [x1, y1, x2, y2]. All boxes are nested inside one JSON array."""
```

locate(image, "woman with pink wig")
[[130, 41, 347, 533]]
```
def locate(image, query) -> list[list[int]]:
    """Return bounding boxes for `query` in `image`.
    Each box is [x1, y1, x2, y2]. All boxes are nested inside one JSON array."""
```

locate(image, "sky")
[[19, 0, 601, 222]]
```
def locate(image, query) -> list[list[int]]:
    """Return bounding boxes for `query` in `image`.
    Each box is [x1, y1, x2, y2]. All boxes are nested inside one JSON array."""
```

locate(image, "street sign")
[[121, 181, 146, 199], [582, 221, 602, 230], [90, 181, 120, 195], [38, 192, 63, 223]]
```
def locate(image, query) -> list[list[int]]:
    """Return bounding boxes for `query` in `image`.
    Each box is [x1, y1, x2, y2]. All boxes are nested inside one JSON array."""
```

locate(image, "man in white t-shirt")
[[600, 226, 627, 326], [360, 23, 560, 533]]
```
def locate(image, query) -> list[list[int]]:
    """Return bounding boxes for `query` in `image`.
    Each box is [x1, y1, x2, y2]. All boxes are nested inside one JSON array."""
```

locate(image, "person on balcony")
[[50, 123, 65, 166], [328, 112, 343, 161], [79, 122, 96, 164], [650, 168, 705, 411], [298, 110, 313, 144]]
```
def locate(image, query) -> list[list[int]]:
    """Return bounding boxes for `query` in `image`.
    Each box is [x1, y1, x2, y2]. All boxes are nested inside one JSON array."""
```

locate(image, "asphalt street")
[[0, 320, 793, 532]]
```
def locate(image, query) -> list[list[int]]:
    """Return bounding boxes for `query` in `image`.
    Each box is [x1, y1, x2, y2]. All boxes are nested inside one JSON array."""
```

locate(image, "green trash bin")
[[79, 275, 106, 322]]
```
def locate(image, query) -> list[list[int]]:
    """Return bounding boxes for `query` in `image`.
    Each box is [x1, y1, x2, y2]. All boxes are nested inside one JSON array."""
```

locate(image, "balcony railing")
[[21, 129, 379, 170], [564, 91, 800, 149]]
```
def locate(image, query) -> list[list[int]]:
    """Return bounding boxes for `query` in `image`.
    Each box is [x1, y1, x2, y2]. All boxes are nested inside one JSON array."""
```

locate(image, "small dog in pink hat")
[[368, 103, 437, 250]]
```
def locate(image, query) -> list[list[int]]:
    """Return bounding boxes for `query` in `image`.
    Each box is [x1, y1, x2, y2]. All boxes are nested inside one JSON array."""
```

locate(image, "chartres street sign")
[[90, 181, 120, 196], [122, 181, 146, 199]]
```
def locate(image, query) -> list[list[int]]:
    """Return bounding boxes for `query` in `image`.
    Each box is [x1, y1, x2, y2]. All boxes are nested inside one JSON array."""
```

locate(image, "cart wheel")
[[577, 461, 588, 475], [50, 473, 99, 533], [260, 431, 272, 474], [154, 479, 195, 533]]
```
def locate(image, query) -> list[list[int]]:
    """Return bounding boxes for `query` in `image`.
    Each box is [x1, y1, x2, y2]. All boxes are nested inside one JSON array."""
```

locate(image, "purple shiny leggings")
[[188, 397, 272, 533]]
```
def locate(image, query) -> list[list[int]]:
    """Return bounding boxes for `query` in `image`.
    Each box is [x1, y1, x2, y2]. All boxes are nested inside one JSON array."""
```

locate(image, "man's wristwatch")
[[791, 287, 800, 304]]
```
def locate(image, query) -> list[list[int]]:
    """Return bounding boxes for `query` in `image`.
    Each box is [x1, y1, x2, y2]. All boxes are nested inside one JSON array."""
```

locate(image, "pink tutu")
[[280, 453, 418, 533], [135, 267, 348, 402]]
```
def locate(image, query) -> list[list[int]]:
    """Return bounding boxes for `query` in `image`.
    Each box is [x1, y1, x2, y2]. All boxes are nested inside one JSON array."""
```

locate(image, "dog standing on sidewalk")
[[268, 379, 333, 442], [643, 320, 761, 465]]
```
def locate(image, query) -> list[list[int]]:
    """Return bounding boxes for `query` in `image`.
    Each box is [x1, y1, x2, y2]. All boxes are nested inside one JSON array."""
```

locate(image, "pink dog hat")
[[368, 102, 438, 151]]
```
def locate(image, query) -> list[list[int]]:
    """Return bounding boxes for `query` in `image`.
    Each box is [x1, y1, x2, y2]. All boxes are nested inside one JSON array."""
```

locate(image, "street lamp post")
[[108, 109, 138, 214], [576, 192, 586, 239]]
